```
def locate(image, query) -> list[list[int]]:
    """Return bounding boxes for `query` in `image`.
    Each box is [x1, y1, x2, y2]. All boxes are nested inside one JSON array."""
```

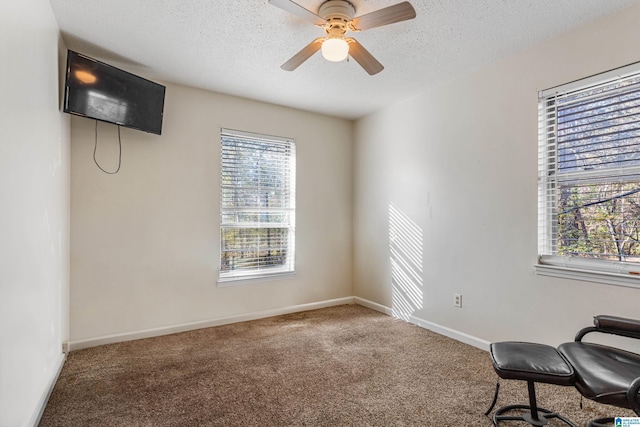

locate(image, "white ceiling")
[[49, 0, 639, 120]]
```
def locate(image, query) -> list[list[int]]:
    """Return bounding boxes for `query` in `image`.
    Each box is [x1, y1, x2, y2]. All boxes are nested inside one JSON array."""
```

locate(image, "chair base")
[[587, 418, 614, 427], [485, 381, 577, 427], [491, 404, 576, 427]]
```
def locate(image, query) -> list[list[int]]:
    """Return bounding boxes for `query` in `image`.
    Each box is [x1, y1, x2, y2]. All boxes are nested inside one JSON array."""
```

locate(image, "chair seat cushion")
[[558, 342, 640, 408], [490, 342, 575, 386]]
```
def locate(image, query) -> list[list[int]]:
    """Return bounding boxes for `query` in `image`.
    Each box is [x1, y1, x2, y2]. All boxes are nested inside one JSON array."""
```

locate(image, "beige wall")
[[70, 84, 353, 343], [353, 3, 640, 347], [0, 0, 70, 425]]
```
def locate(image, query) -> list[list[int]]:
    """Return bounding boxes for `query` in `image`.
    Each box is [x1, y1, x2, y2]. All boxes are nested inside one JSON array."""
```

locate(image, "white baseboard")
[[409, 315, 491, 352], [353, 296, 393, 315], [69, 297, 355, 351], [354, 297, 489, 351], [68, 296, 489, 353], [29, 352, 66, 427]]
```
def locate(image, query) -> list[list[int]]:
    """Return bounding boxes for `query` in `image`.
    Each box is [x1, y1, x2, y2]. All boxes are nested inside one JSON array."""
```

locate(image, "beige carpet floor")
[[40, 304, 633, 426]]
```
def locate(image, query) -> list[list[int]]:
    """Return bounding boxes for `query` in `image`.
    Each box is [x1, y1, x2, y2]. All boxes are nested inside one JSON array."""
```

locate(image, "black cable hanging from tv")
[[93, 120, 122, 174]]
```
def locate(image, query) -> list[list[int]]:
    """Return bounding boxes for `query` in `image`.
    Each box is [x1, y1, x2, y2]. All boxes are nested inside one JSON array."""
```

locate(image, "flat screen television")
[[63, 50, 165, 135]]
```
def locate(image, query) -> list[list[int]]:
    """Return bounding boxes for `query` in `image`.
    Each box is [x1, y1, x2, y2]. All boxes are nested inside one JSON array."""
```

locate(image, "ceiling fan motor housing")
[[319, 0, 355, 38], [319, 0, 355, 21]]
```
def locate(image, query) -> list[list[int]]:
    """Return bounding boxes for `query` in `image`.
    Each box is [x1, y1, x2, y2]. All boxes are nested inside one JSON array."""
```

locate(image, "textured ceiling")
[[49, 0, 640, 120]]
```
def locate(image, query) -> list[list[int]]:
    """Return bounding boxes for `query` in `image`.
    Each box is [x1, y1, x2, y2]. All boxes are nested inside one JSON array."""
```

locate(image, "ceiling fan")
[[269, 0, 416, 75]]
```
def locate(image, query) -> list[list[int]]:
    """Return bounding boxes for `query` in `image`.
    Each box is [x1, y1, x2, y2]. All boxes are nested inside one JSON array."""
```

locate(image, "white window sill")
[[535, 264, 640, 289], [217, 271, 296, 287]]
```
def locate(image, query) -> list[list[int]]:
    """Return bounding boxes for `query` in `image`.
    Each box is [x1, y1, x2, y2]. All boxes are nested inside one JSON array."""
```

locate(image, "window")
[[219, 129, 296, 283], [538, 64, 640, 286]]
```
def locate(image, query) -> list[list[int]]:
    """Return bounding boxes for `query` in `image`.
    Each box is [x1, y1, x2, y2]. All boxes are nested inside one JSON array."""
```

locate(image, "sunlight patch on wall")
[[389, 203, 424, 321]]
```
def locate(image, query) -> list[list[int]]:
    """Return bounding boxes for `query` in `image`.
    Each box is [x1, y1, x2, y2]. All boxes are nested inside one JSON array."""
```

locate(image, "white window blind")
[[219, 129, 296, 282], [538, 67, 640, 281]]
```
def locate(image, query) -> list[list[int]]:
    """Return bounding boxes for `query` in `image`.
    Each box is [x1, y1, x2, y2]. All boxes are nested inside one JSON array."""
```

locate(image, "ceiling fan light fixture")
[[321, 38, 349, 62]]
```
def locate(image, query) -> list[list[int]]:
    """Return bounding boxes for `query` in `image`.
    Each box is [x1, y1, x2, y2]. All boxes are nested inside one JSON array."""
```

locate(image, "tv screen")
[[63, 50, 165, 135]]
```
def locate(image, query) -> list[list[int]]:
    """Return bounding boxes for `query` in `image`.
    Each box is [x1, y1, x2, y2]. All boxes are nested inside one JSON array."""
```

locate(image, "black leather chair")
[[558, 315, 640, 427]]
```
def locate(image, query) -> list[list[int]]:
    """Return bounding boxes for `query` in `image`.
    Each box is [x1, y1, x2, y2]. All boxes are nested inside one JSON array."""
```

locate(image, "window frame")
[[218, 128, 296, 285], [536, 63, 640, 289]]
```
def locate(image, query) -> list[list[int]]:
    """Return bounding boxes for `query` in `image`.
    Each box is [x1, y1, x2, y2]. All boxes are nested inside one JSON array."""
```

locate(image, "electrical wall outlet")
[[453, 293, 462, 308]]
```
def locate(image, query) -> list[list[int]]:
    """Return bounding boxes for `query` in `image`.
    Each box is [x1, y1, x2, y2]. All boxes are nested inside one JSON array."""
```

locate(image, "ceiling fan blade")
[[281, 38, 324, 71], [349, 1, 416, 31], [347, 38, 383, 75], [268, 0, 326, 26]]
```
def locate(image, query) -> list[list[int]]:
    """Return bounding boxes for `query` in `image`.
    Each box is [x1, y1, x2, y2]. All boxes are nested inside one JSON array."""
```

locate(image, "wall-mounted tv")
[[63, 50, 165, 135]]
